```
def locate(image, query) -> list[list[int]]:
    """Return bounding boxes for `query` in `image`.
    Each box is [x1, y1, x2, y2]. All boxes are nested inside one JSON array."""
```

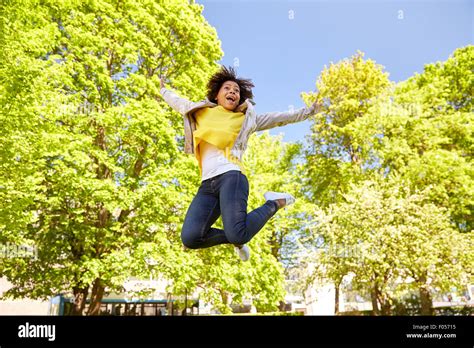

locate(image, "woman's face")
[[215, 80, 240, 111]]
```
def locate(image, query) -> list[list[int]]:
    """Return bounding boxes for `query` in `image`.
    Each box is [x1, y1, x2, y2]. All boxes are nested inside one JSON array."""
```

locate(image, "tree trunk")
[[370, 287, 380, 315], [372, 286, 392, 315], [418, 273, 433, 315], [220, 289, 229, 306], [166, 292, 173, 316], [380, 298, 392, 316], [419, 286, 433, 315], [219, 289, 232, 314], [87, 278, 105, 316], [334, 281, 341, 315], [269, 231, 280, 259], [184, 288, 188, 316], [72, 286, 89, 316]]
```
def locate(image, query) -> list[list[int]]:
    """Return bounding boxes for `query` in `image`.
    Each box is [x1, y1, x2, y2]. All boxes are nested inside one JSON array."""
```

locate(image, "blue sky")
[[197, 0, 473, 143]]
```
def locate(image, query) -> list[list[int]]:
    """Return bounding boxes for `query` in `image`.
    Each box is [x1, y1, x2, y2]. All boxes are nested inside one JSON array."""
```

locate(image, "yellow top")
[[193, 106, 245, 173]]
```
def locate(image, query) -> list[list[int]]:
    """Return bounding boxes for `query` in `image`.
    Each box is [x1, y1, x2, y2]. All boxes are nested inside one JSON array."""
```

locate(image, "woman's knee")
[[225, 231, 250, 246], [180, 230, 201, 249]]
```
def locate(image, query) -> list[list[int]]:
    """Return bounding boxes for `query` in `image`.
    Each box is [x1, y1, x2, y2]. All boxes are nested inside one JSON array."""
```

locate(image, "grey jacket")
[[160, 87, 317, 161]]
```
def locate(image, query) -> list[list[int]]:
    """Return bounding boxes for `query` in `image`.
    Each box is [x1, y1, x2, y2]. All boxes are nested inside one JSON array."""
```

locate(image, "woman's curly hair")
[[207, 66, 254, 105]]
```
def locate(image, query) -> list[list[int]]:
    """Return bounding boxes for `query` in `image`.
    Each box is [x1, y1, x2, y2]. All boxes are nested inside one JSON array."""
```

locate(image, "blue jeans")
[[181, 170, 278, 249]]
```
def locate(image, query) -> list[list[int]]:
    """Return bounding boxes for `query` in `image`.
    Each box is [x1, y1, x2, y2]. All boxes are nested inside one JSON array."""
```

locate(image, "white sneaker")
[[234, 244, 250, 261], [264, 191, 295, 208]]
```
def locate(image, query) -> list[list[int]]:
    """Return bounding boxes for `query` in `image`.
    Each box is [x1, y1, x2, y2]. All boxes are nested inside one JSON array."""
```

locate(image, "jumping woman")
[[160, 66, 321, 261]]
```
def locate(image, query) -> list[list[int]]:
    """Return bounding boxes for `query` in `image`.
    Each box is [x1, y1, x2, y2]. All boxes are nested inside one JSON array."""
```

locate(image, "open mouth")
[[226, 96, 236, 103]]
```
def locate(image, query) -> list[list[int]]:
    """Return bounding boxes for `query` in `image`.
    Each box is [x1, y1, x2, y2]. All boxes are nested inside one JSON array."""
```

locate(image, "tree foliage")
[[301, 51, 391, 206], [0, 0, 223, 314], [299, 46, 473, 315], [1, 0, 293, 315]]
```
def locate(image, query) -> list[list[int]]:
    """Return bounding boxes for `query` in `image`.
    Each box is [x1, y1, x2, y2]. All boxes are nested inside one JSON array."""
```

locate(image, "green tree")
[[296, 47, 473, 315], [244, 132, 315, 309], [379, 45, 474, 232], [244, 133, 313, 266], [296, 51, 391, 313], [301, 51, 391, 206], [0, 0, 222, 315], [300, 178, 472, 315]]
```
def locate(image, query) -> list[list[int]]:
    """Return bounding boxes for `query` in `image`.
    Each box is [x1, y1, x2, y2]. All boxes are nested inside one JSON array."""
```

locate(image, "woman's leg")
[[181, 180, 228, 249], [218, 171, 278, 245]]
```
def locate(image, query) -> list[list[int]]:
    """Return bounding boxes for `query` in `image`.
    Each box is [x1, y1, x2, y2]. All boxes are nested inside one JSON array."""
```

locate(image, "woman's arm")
[[255, 100, 322, 131], [159, 77, 195, 115]]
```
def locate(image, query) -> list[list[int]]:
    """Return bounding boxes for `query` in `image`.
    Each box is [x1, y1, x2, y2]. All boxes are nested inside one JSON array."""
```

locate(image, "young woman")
[[160, 66, 321, 261]]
